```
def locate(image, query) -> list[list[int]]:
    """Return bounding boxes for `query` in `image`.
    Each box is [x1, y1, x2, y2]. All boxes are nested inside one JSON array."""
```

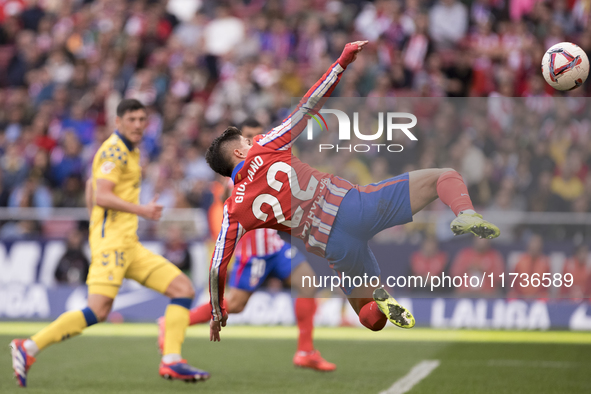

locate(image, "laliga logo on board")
[[306, 109, 418, 153]]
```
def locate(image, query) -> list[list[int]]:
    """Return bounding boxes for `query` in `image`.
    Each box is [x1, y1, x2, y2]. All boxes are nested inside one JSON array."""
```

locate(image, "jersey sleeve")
[[256, 59, 346, 151], [209, 204, 245, 321], [93, 145, 128, 184]]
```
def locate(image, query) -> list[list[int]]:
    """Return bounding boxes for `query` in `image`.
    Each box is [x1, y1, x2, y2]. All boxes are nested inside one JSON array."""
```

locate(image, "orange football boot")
[[293, 350, 336, 372]]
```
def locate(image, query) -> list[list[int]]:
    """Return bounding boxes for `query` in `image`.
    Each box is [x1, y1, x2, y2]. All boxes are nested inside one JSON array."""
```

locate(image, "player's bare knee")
[[296, 286, 317, 298], [166, 274, 195, 299], [228, 303, 245, 314], [183, 286, 195, 300], [178, 280, 195, 299], [226, 298, 246, 314], [291, 262, 316, 297], [428, 168, 456, 190], [412, 168, 453, 191], [431, 168, 455, 183]]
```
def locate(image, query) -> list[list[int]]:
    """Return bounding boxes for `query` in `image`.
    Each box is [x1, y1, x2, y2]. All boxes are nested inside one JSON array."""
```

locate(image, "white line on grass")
[[379, 360, 440, 394]]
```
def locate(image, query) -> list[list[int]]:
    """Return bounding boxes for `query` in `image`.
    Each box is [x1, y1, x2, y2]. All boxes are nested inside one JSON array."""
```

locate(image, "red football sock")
[[189, 300, 227, 325], [359, 301, 387, 331], [295, 298, 316, 352], [436, 170, 475, 216]]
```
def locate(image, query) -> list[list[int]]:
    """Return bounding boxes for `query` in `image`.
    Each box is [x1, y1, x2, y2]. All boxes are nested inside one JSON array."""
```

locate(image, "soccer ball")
[[541, 42, 589, 91]]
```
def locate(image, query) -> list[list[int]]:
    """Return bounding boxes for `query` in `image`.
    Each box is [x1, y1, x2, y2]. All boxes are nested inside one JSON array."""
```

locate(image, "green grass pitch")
[[0, 323, 590, 393]]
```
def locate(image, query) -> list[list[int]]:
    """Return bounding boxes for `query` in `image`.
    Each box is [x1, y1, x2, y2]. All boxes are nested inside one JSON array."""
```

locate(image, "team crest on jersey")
[[100, 161, 116, 174]]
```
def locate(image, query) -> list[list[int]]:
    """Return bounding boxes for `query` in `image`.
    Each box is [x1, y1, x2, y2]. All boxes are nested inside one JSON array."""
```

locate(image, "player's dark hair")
[[206, 126, 243, 177], [116, 99, 146, 117], [241, 117, 262, 129]]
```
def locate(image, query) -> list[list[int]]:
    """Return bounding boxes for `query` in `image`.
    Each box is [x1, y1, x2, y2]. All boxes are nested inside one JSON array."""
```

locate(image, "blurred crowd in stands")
[[409, 235, 591, 298], [0, 0, 591, 245]]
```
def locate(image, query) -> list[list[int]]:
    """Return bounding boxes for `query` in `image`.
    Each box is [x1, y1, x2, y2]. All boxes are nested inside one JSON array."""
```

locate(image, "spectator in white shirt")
[[429, 0, 468, 48]]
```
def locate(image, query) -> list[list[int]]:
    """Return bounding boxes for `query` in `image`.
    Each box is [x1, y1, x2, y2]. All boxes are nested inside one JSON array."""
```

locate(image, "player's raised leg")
[[323, 176, 417, 331], [372, 168, 500, 327], [288, 262, 336, 372], [408, 168, 500, 238], [10, 293, 109, 387]]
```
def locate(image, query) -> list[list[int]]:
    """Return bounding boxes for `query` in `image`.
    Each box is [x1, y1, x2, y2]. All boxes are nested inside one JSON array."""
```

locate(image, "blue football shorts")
[[324, 173, 413, 295], [229, 243, 306, 292]]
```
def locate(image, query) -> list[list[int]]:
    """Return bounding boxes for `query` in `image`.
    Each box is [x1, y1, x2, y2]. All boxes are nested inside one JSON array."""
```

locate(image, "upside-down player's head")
[[115, 99, 147, 146], [205, 126, 253, 177]]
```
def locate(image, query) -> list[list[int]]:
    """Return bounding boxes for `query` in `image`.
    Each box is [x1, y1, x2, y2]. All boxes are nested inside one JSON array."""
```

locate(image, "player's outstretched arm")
[[209, 205, 244, 341], [257, 40, 368, 150], [95, 179, 163, 221]]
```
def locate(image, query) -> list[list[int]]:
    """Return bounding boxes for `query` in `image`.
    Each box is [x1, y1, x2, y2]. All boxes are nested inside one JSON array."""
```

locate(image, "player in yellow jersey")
[[10, 99, 210, 387]]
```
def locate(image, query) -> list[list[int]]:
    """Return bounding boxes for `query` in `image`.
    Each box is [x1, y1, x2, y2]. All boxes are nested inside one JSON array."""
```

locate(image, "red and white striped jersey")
[[236, 228, 284, 260], [209, 53, 357, 321]]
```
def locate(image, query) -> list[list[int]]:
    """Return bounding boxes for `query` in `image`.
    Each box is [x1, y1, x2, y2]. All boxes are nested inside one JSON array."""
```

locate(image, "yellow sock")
[[31, 307, 98, 352], [163, 299, 191, 356]]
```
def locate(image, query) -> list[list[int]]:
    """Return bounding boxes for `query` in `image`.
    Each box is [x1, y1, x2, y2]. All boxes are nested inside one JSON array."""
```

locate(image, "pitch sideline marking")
[[379, 360, 440, 394]]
